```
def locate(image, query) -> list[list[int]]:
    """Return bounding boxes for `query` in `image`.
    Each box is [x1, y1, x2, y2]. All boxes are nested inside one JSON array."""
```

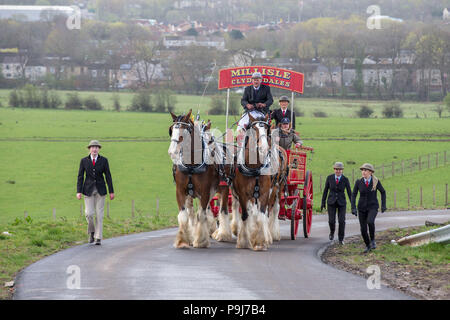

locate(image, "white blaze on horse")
[[168, 110, 220, 248], [229, 113, 275, 251]]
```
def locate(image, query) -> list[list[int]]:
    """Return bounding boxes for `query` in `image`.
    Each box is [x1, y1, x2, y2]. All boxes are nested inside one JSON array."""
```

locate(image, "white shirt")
[[90, 154, 98, 163]]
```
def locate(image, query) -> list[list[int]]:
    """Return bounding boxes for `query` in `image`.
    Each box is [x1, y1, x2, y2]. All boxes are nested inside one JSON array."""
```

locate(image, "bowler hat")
[[87, 140, 102, 149], [251, 72, 262, 79], [333, 162, 344, 169], [360, 163, 375, 173], [279, 95, 290, 102], [281, 117, 290, 124]]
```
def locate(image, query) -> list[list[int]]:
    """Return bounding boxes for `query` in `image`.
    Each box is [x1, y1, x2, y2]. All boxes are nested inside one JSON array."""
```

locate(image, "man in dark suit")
[[77, 140, 114, 245], [351, 163, 386, 253], [271, 96, 296, 130], [321, 162, 352, 244], [241, 71, 273, 115]]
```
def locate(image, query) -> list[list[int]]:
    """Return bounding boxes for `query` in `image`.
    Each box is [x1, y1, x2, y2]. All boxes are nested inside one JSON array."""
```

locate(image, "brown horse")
[[230, 113, 273, 251], [168, 110, 220, 248]]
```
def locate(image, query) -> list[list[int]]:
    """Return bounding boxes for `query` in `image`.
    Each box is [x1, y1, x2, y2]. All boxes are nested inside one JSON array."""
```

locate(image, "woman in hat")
[[271, 95, 296, 130], [77, 140, 115, 245], [274, 117, 302, 151], [351, 163, 386, 253], [321, 162, 352, 244]]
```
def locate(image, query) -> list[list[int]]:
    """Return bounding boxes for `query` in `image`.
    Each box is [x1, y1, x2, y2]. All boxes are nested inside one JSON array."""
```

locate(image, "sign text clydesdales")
[[218, 66, 304, 94]]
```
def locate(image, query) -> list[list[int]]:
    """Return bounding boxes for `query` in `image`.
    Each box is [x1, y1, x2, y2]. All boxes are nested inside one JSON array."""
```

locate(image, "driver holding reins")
[[237, 72, 273, 145]]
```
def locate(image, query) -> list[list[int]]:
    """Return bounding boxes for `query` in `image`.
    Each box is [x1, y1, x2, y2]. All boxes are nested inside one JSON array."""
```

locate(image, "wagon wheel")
[[303, 170, 313, 238], [290, 189, 300, 240]]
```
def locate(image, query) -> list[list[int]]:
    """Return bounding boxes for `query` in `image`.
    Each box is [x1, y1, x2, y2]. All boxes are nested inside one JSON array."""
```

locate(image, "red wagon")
[[209, 145, 314, 240]]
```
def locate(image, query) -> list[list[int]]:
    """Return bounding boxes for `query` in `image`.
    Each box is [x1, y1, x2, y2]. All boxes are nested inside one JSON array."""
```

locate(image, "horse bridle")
[[170, 120, 193, 143], [248, 120, 271, 144]]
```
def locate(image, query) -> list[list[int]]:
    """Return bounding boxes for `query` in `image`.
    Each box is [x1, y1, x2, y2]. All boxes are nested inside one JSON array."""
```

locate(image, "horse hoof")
[[193, 241, 210, 248], [253, 245, 268, 251], [174, 242, 190, 249], [214, 233, 233, 242]]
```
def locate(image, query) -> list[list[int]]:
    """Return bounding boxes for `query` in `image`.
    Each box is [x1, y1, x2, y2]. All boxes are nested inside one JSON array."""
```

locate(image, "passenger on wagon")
[[271, 95, 296, 130], [274, 117, 302, 151]]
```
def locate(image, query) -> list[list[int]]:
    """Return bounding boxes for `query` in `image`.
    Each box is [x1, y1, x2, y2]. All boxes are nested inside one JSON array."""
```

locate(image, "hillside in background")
[[1, 0, 449, 23]]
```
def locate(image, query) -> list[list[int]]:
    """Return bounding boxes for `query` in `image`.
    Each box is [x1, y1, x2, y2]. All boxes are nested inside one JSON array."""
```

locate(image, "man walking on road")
[[321, 162, 352, 245], [77, 140, 114, 245]]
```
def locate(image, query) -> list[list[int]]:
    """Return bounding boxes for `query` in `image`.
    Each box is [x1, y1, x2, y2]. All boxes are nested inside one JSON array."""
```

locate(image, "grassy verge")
[[0, 214, 177, 300], [322, 223, 450, 300]]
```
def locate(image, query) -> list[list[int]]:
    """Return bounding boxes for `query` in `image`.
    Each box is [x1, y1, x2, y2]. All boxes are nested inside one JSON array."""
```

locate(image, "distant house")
[[24, 60, 46, 82], [0, 56, 24, 79], [0, 5, 76, 21], [162, 35, 225, 51]]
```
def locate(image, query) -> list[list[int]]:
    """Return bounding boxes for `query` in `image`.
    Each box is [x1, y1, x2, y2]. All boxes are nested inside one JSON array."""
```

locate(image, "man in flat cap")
[[271, 96, 296, 130], [351, 163, 386, 253], [238, 71, 273, 130], [321, 162, 352, 244], [77, 140, 115, 245]]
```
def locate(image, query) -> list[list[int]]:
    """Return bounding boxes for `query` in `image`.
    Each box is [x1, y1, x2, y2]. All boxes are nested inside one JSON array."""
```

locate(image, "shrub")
[[112, 93, 121, 112], [84, 95, 103, 110], [49, 91, 62, 109], [23, 84, 41, 108], [312, 110, 327, 118], [8, 90, 21, 108], [382, 101, 403, 118], [41, 89, 50, 108], [154, 89, 177, 113], [356, 105, 374, 118], [65, 92, 83, 110], [444, 93, 450, 112], [129, 90, 152, 112], [209, 95, 225, 115], [432, 105, 444, 118]]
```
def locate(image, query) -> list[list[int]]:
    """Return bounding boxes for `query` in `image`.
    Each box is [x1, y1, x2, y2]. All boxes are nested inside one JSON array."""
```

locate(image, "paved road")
[[14, 209, 449, 300]]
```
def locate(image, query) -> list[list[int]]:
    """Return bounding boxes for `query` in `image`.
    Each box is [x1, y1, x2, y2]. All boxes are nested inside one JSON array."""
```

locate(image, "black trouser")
[[327, 204, 346, 241], [358, 208, 378, 246]]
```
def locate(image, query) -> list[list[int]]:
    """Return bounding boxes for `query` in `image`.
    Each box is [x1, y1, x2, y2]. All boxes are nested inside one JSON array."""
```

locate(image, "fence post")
[[401, 160, 404, 175], [392, 161, 394, 177], [446, 184, 448, 206], [420, 186, 423, 208], [156, 197, 160, 219], [407, 188, 410, 209], [394, 190, 397, 210], [53, 208, 56, 220], [436, 152, 439, 168], [131, 200, 135, 218], [419, 156, 421, 171], [428, 154, 430, 169], [107, 202, 110, 219], [445, 151, 447, 164], [24, 211, 28, 219], [433, 185, 436, 206]]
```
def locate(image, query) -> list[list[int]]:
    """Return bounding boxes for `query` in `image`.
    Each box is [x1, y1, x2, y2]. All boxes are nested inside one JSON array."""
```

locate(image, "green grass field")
[[1, 88, 449, 118], [0, 104, 449, 225]]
